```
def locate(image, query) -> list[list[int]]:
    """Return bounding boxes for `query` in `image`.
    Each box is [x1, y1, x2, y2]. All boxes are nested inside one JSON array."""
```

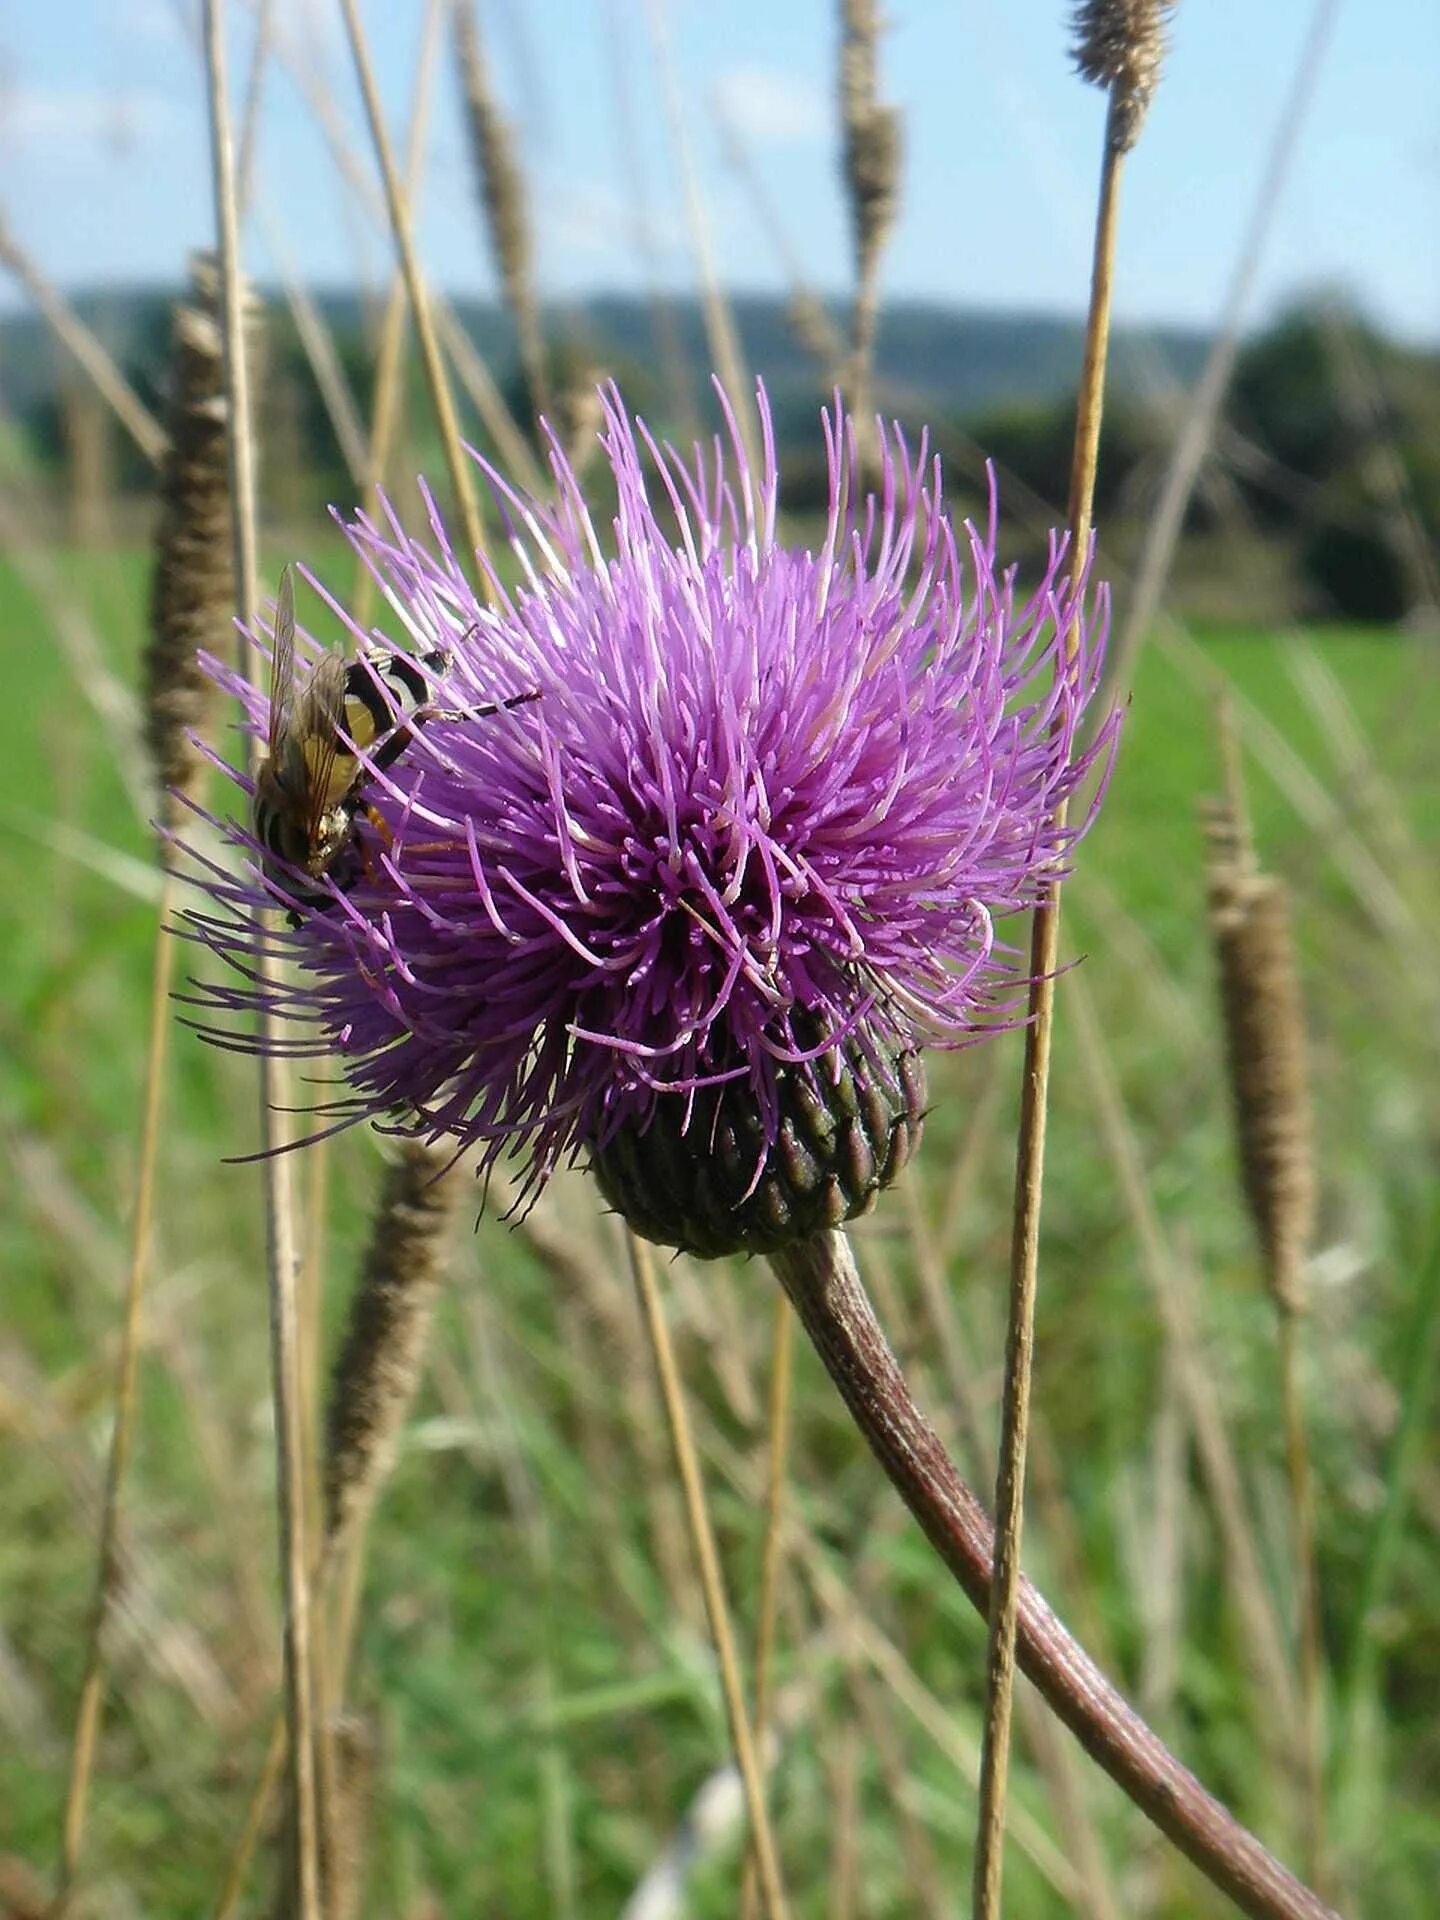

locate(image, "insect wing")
[[296, 649, 351, 837], [267, 565, 299, 758]]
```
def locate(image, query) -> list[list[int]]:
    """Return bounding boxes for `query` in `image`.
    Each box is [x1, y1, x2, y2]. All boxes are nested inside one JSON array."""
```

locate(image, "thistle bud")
[[591, 1015, 926, 1260]]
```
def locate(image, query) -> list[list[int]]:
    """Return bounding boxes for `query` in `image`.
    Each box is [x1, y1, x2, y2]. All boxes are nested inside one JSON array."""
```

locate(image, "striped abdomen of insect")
[[251, 571, 455, 918]]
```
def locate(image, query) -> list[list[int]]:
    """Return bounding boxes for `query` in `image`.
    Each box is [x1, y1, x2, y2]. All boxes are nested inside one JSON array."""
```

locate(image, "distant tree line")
[[8, 291, 1435, 622]]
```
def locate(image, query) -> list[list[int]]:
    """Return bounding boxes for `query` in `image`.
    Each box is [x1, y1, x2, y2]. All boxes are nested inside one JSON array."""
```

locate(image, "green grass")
[[1, 544, 1437, 1916]]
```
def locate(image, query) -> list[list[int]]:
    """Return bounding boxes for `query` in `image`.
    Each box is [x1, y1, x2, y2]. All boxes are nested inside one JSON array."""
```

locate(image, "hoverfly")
[[252, 567, 534, 921]]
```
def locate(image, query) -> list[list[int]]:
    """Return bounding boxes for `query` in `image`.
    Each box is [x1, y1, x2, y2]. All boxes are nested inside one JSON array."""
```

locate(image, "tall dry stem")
[[352, 0, 450, 632], [974, 8, 1171, 1909], [202, 2, 320, 1913], [644, 0, 758, 473], [1097, 0, 1342, 719], [453, 0, 551, 430], [0, 207, 167, 465], [210, 1141, 462, 1917], [838, 0, 901, 443], [739, 1295, 795, 1920], [54, 882, 176, 1901], [338, 0, 494, 600], [625, 1232, 791, 1920], [57, 245, 260, 1902], [1206, 705, 1324, 1879]]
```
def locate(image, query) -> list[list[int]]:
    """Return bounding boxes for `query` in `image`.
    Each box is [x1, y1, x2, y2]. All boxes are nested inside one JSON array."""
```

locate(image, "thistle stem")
[[56, 873, 176, 1897], [625, 1232, 791, 1920], [202, 4, 321, 1914], [769, 1230, 1337, 1920], [972, 107, 1124, 1920]]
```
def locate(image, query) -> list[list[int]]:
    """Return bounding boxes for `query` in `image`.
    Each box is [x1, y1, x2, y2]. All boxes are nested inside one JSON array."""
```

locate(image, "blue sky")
[[0, 0, 1436, 341]]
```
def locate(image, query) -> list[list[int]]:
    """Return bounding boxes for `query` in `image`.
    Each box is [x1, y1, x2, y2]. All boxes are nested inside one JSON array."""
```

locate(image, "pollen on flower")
[[181, 381, 1119, 1242]]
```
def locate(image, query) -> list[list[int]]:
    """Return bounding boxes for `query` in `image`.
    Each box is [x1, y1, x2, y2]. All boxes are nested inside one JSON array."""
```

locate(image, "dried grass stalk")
[[1071, 1, 1175, 151], [839, 0, 901, 282], [144, 253, 261, 829], [1205, 809, 1316, 1317], [324, 1143, 463, 1549], [786, 293, 844, 383], [322, 1714, 378, 1920], [838, 0, 901, 430], [551, 361, 606, 480], [453, 1, 551, 429]]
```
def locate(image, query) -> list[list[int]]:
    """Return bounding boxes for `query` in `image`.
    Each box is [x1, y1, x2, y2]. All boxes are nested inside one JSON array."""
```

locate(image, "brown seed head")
[[1204, 793, 1315, 1318], [1070, 1, 1174, 151], [144, 252, 261, 829], [454, 2, 550, 424], [839, 1, 902, 272], [322, 1713, 380, 1920], [324, 1142, 464, 1547]]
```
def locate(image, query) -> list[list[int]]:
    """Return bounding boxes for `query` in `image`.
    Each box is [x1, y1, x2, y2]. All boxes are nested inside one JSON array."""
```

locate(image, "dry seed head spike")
[[144, 251, 263, 831], [319, 1713, 379, 1920], [1070, 0, 1175, 151], [453, 0, 551, 426], [1203, 726, 1315, 1319], [839, 0, 902, 273], [323, 1141, 464, 1548]]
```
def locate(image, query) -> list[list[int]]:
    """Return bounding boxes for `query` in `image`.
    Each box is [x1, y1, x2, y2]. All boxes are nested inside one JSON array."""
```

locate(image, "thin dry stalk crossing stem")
[[739, 1294, 795, 1920], [838, 0, 901, 447], [352, 0, 449, 632], [1097, 0, 1342, 720], [201, 4, 321, 1914], [1278, 1307, 1324, 1886], [644, 0, 758, 473], [973, 88, 1127, 1920], [337, 0, 494, 602], [624, 1231, 791, 1920], [769, 1230, 1337, 1920], [0, 210, 167, 466], [453, 0, 551, 430], [1208, 710, 1324, 1876], [1068, 965, 1303, 1759], [55, 875, 177, 1898]]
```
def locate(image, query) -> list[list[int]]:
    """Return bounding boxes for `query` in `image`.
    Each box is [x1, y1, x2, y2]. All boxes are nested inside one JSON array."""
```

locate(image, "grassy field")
[[1, 543, 1438, 1917]]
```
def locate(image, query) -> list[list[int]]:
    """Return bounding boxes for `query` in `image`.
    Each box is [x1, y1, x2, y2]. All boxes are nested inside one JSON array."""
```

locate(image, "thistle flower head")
[[185, 384, 1117, 1236]]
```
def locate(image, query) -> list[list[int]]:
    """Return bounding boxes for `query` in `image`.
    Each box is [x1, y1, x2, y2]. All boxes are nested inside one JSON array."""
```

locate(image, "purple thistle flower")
[[184, 383, 1117, 1241]]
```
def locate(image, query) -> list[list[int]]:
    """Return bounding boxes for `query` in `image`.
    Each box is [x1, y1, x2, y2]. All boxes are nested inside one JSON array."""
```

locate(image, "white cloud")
[[713, 65, 828, 151], [0, 83, 179, 155]]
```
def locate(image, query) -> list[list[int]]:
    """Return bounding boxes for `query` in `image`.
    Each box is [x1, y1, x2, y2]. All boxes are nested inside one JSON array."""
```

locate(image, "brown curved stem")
[[767, 1231, 1337, 1920]]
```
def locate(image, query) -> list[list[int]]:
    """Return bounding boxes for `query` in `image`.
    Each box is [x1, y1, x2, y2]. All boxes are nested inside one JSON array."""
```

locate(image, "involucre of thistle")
[[184, 383, 1118, 1255]]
